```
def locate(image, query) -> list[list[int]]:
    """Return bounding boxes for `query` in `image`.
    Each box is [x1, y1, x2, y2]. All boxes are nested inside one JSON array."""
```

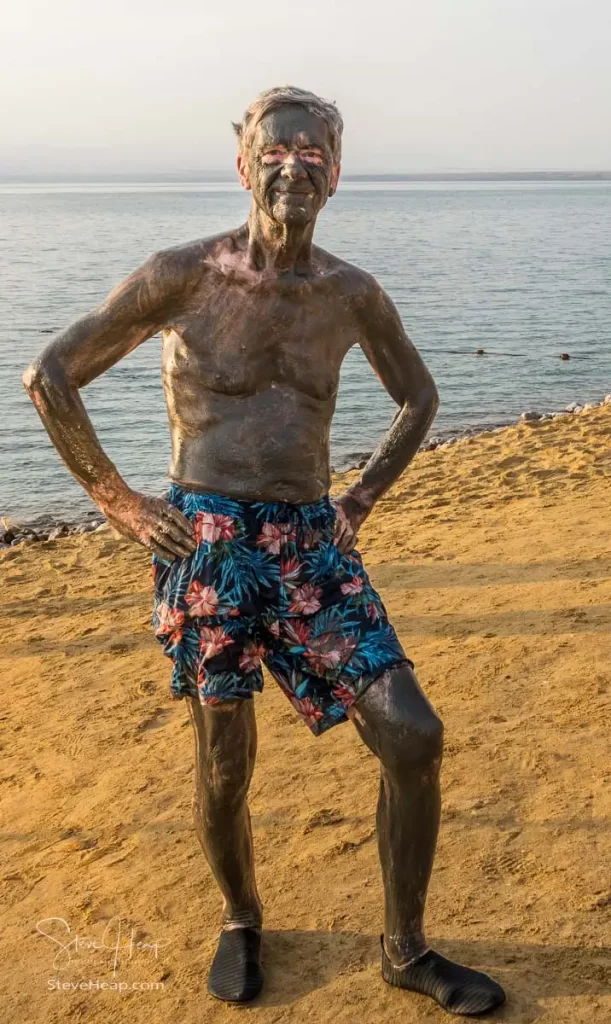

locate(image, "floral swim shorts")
[[152, 484, 410, 736]]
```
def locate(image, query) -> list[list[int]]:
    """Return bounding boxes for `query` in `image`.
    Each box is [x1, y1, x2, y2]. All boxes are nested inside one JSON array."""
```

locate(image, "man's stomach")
[[166, 386, 335, 504]]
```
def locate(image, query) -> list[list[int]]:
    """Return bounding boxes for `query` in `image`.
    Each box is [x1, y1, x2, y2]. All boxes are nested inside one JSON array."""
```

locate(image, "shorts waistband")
[[166, 482, 334, 523]]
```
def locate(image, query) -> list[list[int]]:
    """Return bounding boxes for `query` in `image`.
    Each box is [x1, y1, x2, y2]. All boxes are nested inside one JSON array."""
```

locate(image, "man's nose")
[[280, 152, 308, 178]]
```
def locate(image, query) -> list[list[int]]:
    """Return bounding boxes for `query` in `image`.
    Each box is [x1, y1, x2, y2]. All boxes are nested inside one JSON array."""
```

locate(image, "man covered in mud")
[[23, 86, 505, 1016]]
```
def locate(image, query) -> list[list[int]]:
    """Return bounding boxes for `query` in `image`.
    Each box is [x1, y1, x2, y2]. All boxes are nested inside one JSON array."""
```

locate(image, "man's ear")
[[329, 162, 341, 197], [237, 153, 251, 191]]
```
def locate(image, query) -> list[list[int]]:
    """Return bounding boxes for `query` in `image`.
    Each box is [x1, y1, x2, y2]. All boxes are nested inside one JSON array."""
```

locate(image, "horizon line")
[[2, 169, 611, 183]]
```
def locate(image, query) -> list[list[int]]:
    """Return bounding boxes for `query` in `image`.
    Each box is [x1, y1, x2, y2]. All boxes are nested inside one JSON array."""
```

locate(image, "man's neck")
[[246, 206, 315, 274]]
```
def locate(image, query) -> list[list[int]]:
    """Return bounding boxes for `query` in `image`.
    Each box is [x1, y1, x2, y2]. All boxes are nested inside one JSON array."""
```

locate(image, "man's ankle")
[[383, 932, 428, 968], [221, 907, 263, 931]]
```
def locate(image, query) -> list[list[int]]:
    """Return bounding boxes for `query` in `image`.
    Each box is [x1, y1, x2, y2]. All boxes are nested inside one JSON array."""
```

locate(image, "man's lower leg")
[[187, 698, 263, 1001], [351, 666, 505, 1016]]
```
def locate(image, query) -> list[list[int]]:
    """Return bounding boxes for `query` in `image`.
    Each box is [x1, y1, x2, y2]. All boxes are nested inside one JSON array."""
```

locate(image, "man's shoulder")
[[149, 230, 242, 284], [313, 247, 383, 300]]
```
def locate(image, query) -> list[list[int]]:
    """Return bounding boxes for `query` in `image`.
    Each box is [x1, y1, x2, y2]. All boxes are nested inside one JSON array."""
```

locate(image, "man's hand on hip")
[[331, 494, 371, 554], [99, 491, 197, 562]]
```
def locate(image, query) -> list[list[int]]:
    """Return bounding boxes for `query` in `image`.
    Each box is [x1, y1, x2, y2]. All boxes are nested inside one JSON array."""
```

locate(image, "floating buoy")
[[560, 353, 570, 360], [475, 349, 486, 355]]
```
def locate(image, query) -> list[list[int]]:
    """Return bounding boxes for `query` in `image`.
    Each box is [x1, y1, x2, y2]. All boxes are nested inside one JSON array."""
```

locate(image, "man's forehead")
[[253, 105, 332, 149]]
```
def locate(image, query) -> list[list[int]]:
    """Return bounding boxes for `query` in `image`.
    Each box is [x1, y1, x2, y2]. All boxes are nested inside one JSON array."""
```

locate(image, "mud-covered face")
[[238, 105, 340, 226]]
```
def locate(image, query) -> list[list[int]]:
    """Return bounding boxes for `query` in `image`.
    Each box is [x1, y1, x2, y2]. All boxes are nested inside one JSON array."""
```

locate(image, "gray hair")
[[232, 85, 343, 162]]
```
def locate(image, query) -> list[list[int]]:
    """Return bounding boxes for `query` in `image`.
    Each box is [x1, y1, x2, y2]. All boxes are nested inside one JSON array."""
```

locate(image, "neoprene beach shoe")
[[207, 926, 264, 1003], [380, 935, 506, 1016]]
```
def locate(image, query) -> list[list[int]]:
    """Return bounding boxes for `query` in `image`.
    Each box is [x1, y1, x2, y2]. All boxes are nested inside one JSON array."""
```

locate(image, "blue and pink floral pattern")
[[152, 485, 410, 736]]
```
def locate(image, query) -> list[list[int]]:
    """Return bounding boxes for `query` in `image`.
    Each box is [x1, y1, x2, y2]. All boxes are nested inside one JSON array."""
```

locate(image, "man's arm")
[[333, 278, 439, 552], [22, 249, 198, 561]]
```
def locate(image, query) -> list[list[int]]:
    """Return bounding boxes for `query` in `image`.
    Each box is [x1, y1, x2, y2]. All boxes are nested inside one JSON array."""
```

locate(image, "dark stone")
[[475, 349, 486, 355], [77, 522, 102, 534], [48, 525, 69, 540], [560, 353, 570, 360]]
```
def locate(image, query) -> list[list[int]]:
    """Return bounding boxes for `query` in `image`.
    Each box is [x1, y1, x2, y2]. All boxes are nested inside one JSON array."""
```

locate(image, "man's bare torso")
[[161, 228, 370, 503], [23, 91, 438, 566]]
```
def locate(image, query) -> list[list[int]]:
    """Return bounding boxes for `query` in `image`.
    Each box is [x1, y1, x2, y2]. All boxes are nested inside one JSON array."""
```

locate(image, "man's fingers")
[[339, 529, 357, 554], [333, 520, 348, 547], [165, 505, 196, 542], [163, 513, 197, 549], [157, 517, 196, 553], [335, 525, 357, 552], [151, 528, 192, 559], [150, 539, 177, 562]]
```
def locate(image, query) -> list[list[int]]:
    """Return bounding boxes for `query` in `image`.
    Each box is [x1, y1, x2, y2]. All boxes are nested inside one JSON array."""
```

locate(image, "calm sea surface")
[[1, 180, 610, 522]]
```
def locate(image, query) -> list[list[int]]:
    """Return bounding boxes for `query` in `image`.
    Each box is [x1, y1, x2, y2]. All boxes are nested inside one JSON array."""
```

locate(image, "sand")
[[1, 405, 610, 1023]]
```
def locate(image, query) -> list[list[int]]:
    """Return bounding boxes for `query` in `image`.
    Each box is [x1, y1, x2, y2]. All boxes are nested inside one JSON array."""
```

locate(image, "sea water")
[[1, 180, 610, 521]]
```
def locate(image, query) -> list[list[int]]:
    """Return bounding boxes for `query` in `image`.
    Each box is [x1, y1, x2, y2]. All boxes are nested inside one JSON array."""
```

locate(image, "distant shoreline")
[[2, 170, 611, 184]]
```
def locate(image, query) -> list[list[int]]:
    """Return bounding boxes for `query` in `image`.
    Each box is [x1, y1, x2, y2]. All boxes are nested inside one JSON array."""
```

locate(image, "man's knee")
[[189, 698, 256, 805], [379, 707, 443, 775], [353, 665, 444, 773], [411, 708, 444, 769], [193, 744, 252, 812]]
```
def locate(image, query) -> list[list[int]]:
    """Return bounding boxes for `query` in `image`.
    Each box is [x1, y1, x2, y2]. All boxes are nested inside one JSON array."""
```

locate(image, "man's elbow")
[[22, 354, 65, 399], [418, 379, 439, 420], [22, 358, 45, 395]]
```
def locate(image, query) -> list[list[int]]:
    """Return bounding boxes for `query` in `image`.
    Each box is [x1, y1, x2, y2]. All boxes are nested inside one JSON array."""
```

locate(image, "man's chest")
[[163, 286, 359, 399]]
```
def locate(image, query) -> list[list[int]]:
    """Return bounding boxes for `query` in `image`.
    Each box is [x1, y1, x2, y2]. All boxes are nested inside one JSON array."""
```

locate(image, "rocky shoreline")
[[2, 393, 611, 551], [343, 393, 611, 468], [0, 509, 107, 549]]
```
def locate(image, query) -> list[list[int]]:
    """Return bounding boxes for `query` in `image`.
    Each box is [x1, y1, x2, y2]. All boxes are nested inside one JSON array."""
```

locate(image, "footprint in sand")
[[302, 807, 344, 834], [80, 838, 137, 866], [108, 640, 131, 654], [85, 898, 118, 923], [137, 708, 172, 732], [482, 846, 525, 881]]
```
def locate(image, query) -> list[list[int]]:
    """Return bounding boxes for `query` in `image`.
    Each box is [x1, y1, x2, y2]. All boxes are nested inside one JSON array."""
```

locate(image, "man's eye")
[[263, 150, 284, 162], [302, 151, 324, 164]]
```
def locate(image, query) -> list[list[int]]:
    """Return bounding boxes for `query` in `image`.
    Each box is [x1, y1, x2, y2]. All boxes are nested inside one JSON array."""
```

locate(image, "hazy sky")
[[2, 0, 610, 174]]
